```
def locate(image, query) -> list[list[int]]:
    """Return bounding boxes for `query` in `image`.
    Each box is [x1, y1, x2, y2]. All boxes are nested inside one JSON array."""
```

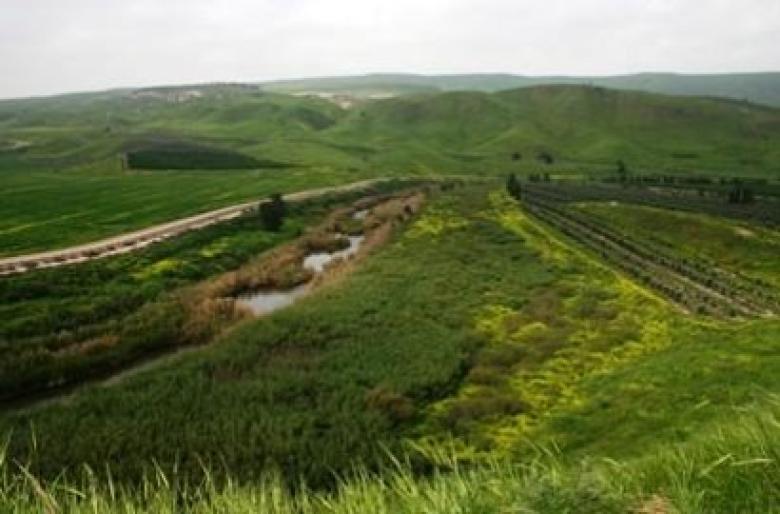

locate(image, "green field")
[[574, 202, 780, 288], [0, 167, 368, 256]]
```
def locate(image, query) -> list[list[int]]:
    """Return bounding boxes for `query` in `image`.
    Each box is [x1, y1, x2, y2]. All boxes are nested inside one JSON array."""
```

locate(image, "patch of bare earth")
[[635, 495, 672, 514], [53, 335, 120, 358]]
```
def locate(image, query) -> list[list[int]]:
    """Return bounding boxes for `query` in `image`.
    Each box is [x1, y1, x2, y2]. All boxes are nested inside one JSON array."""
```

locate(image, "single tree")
[[614, 160, 631, 186], [537, 151, 554, 165], [259, 193, 286, 231], [728, 185, 754, 204], [506, 173, 522, 199]]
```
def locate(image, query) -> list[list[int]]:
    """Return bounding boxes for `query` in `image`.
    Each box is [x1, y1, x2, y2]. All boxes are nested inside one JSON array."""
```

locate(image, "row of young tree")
[[509, 179, 778, 317], [510, 151, 555, 164], [603, 172, 771, 187], [514, 180, 779, 228], [603, 171, 770, 205]]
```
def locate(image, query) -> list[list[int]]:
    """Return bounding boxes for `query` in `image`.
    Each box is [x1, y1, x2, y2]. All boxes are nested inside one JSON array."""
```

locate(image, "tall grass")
[[2, 398, 780, 513]]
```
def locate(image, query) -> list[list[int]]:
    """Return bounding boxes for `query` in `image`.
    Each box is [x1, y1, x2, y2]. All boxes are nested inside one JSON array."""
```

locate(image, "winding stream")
[[236, 210, 369, 315]]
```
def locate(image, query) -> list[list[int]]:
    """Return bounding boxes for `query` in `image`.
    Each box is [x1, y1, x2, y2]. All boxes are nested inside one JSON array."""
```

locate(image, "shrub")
[[260, 193, 287, 231], [467, 365, 505, 386], [446, 393, 526, 427], [365, 386, 417, 423]]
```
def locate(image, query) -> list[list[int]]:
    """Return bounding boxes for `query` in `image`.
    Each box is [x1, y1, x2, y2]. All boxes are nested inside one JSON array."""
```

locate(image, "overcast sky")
[[1, 0, 779, 99]]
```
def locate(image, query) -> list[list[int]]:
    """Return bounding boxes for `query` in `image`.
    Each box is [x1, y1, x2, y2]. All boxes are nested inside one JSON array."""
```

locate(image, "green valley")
[[1, 79, 780, 513]]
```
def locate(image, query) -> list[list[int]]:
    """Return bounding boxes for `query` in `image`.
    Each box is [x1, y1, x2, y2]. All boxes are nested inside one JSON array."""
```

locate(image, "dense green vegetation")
[[126, 140, 286, 170], [0, 206, 296, 401], [2, 183, 779, 505]]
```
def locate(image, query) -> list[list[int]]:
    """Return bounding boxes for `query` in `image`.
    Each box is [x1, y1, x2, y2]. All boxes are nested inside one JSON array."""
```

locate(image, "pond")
[[303, 234, 365, 273]]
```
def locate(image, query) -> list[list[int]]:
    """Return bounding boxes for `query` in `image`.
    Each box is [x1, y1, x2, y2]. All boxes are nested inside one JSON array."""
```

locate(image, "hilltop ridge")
[[261, 71, 780, 107]]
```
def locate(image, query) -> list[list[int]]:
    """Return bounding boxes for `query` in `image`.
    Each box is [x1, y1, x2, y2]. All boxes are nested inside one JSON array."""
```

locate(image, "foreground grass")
[[3, 398, 780, 513]]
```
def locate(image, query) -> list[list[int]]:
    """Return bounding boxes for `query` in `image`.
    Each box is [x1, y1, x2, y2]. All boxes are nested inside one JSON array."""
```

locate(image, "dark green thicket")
[[506, 173, 521, 199], [126, 142, 286, 170]]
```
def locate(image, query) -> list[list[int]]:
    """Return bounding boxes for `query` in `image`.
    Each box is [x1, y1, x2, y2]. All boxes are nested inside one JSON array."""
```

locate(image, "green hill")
[[3, 82, 779, 177], [332, 85, 780, 176]]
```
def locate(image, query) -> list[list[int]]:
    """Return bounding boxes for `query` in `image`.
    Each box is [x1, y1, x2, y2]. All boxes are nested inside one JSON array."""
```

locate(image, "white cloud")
[[0, 0, 778, 98]]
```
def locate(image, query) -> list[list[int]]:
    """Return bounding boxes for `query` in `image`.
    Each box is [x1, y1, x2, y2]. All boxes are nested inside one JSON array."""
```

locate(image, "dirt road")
[[0, 178, 387, 276]]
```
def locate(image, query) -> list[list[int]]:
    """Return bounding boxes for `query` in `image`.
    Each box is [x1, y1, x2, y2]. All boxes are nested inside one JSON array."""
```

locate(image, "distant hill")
[[1, 82, 779, 178], [262, 72, 780, 107], [329, 85, 780, 177]]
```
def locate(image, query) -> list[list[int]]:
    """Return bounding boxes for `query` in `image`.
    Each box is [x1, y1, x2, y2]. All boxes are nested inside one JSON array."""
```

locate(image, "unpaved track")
[[0, 179, 387, 276]]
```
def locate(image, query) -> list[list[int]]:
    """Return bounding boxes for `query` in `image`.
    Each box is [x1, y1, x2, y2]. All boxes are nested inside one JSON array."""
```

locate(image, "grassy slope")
[[5, 402, 780, 513], [333, 86, 780, 176], [414, 193, 780, 464]]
